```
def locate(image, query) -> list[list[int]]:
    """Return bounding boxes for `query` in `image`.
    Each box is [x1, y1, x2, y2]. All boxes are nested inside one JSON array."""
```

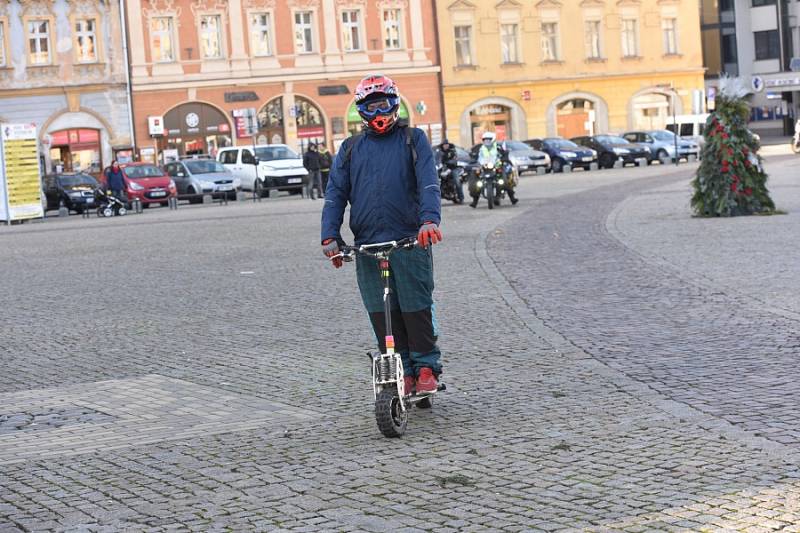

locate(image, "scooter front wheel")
[[375, 389, 407, 438]]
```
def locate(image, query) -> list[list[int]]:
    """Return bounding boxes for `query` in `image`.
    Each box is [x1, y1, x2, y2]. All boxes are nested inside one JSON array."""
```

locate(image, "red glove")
[[322, 238, 343, 268], [417, 222, 442, 249]]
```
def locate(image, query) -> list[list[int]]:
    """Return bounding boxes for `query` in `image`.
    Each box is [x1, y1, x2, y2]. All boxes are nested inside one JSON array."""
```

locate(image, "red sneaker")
[[403, 376, 415, 396], [416, 368, 438, 394]]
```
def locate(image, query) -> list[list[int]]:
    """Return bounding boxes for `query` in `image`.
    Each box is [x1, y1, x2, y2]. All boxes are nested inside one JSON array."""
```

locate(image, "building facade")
[[701, 0, 800, 136], [436, 0, 706, 146], [0, 0, 133, 177], [125, 0, 443, 163]]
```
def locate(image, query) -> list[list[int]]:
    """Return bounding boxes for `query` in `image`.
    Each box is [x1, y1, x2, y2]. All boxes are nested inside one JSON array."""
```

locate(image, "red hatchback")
[[101, 163, 177, 206]]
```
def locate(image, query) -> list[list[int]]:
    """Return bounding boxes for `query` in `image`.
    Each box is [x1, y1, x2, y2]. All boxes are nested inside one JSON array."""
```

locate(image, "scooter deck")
[[403, 382, 447, 401]]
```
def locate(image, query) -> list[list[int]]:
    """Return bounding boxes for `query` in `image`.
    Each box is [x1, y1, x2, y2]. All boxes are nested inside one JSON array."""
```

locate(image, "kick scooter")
[[333, 237, 445, 437]]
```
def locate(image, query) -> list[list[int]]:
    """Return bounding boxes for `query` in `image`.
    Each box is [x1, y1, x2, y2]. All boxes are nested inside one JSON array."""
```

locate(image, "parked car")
[[217, 144, 308, 197], [524, 138, 597, 173], [666, 113, 709, 149], [571, 135, 652, 169], [503, 140, 551, 174], [164, 158, 241, 204], [42, 172, 100, 213], [622, 130, 699, 163], [100, 162, 177, 207]]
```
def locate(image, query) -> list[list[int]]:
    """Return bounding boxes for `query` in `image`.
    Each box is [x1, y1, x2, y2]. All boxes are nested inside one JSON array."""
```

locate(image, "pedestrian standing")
[[318, 144, 332, 195], [104, 160, 126, 201], [303, 143, 323, 200]]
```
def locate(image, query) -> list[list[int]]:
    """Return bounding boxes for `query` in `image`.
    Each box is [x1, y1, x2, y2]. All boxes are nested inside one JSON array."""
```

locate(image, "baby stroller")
[[94, 187, 127, 217]]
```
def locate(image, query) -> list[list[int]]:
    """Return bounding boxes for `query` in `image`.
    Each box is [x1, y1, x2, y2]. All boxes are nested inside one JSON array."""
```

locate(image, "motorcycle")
[[436, 162, 464, 204], [475, 150, 508, 210]]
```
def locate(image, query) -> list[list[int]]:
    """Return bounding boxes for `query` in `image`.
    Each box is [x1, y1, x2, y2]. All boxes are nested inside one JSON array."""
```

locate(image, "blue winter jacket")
[[321, 125, 441, 246]]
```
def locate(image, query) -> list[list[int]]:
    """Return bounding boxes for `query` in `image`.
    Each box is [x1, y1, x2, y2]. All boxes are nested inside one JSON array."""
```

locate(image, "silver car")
[[622, 130, 699, 163], [164, 159, 241, 204], [503, 140, 551, 174]]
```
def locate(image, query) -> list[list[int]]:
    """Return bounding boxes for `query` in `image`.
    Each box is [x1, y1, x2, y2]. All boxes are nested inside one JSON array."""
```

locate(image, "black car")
[[524, 138, 597, 173], [43, 172, 101, 213], [571, 135, 653, 169]]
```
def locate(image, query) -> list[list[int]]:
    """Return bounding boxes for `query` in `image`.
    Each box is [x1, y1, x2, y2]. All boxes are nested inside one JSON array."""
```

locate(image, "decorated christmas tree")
[[691, 77, 775, 217]]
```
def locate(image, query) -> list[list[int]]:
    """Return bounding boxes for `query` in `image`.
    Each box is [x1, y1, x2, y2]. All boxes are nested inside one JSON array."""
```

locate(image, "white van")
[[217, 144, 308, 197], [666, 114, 710, 149]]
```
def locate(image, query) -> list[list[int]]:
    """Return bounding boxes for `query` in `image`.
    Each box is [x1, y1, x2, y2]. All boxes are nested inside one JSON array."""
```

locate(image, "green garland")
[[691, 94, 775, 216]]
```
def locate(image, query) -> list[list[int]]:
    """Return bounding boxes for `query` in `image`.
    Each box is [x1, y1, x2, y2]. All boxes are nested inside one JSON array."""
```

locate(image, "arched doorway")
[[256, 97, 284, 145], [161, 102, 232, 160], [556, 99, 594, 138], [546, 92, 609, 138], [48, 128, 102, 175], [459, 97, 527, 148], [630, 90, 679, 130], [295, 96, 326, 152], [346, 100, 410, 136], [469, 104, 512, 144]]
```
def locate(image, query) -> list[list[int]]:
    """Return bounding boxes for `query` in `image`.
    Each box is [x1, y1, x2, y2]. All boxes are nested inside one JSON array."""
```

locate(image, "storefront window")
[[469, 105, 511, 144], [161, 103, 232, 159], [257, 97, 284, 144], [49, 129, 102, 175]]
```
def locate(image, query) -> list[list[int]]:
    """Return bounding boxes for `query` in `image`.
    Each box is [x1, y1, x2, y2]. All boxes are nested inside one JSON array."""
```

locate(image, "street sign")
[[751, 76, 765, 93], [0, 123, 44, 223]]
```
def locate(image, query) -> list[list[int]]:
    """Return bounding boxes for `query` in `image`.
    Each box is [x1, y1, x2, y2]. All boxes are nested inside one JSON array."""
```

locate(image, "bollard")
[[688, 154, 697, 163], [58, 206, 69, 217], [131, 198, 143, 213], [81, 209, 91, 219], [237, 191, 247, 202], [536, 167, 546, 176], [614, 160, 623, 169], [168, 196, 178, 210], [202, 194, 213, 204], [563, 164, 572, 173], [589, 162, 599, 171], [636, 158, 647, 167]]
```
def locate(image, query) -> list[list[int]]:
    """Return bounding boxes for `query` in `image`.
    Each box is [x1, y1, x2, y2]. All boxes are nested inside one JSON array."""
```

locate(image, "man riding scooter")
[[468, 132, 518, 208]]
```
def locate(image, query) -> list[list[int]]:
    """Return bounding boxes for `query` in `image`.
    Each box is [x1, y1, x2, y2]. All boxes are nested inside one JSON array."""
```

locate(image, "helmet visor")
[[358, 96, 398, 117]]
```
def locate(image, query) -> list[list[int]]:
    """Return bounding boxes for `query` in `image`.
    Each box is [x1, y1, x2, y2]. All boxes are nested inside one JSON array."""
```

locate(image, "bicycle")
[[332, 237, 445, 437]]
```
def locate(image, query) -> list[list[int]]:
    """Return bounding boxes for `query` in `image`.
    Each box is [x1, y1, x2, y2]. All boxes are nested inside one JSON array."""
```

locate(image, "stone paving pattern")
[[0, 160, 799, 531]]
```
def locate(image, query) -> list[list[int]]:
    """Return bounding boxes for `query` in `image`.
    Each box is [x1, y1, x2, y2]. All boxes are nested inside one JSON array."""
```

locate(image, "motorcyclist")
[[435, 139, 465, 203], [468, 132, 518, 208], [321, 74, 443, 396]]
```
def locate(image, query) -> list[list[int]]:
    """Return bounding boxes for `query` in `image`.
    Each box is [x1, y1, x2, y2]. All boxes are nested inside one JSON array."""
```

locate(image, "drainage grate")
[[0, 406, 116, 434]]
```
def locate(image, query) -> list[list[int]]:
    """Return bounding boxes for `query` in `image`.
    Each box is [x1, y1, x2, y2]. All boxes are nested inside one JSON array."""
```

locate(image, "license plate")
[[582, 157, 593, 162], [85, 198, 94, 204], [218, 186, 233, 191], [150, 191, 167, 197], [288, 178, 302, 184]]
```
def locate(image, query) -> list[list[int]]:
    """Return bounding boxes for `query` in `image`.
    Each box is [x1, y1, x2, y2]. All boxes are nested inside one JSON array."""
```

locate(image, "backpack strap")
[[342, 125, 419, 170], [341, 133, 363, 169], [404, 125, 418, 167]]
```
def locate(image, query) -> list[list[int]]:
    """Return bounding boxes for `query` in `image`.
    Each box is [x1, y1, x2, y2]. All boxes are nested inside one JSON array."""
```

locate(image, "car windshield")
[[185, 160, 227, 174], [652, 130, 675, 141], [504, 141, 530, 151], [123, 165, 163, 179], [254, 146, 299, 161], [596, 135, 629, 145], [545, 139, 579, 150], [58, 174, 98, 187]]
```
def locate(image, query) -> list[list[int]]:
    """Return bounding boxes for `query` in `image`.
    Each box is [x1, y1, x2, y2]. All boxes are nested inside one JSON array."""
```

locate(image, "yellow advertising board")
[[0, 123, 44, 222]]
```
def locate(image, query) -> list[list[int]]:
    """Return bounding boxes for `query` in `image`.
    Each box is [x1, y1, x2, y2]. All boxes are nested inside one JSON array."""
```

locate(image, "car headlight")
[[591, 149, 598, 157], [643, 146, 651, 153], [562, 151, 577, 158], [128, 181, 144, 191], [613, 148, 630, 155]]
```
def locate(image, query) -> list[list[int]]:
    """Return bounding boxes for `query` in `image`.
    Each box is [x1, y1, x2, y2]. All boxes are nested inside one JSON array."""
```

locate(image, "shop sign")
[[224, 91, 259, 103], [232, 108, 258, 139], [148, 116, 164, 136], [319, 85, 349, 96], [765, 76, 800, 88], [751, 76, 765, 93], [185, 113, 200, 128], [0, 123, 44, 222], [298, 126, 324, 139], [473, 105, 505, 116], [167, 129, 181, 136], [521, 90, 531, 101], [416, 101, 427, 116]]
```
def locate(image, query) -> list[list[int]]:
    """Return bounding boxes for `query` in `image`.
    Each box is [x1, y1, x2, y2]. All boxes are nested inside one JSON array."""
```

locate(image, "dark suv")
[[43, 172, 101, 213], [524, 138, 597, 173]]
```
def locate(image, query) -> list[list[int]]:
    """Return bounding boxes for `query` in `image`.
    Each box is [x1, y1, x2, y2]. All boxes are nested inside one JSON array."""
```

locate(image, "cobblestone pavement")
[[2, 160, 800, 531]]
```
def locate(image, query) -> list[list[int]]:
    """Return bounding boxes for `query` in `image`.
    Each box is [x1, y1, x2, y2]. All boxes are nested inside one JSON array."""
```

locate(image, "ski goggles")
[[357, 96, 399, 117]]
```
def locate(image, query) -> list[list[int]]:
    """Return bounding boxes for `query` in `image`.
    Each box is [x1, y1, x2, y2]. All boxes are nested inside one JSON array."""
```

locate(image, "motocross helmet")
[[481, 131, 496, 146], [354, 74, 400, 135]]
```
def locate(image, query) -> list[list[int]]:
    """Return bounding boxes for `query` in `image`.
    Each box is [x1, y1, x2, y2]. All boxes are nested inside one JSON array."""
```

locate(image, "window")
[[0, 22, 5, 67], [621, 18, 639, 57], [751, 0, 775, 5], [754, 30, 779, 60], [585, 20, 601, 59], [662, 18, 678, 54], [383, 9, 402, 49], [541, 22, 559, 61], [200, 15, 222, 58], [294, 11, 314, 53], [220, 150, 238, 165], [75, 19, 97, 63], [500, 24, 519, 63], [27, 20, 51, 65], [241, 149, 256, 165], [251, 13, 273, 56], [341, 10, 361, 52], [454, 25, 472, 66], [151, 17, 175, 62]]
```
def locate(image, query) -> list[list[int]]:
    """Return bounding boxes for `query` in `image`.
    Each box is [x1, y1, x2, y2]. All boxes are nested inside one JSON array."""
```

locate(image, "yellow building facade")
[[437, 0, 706, 146]]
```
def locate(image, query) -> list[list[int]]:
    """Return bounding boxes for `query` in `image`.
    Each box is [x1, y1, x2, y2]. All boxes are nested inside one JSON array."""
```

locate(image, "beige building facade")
[[436, 0, 707, 146]]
